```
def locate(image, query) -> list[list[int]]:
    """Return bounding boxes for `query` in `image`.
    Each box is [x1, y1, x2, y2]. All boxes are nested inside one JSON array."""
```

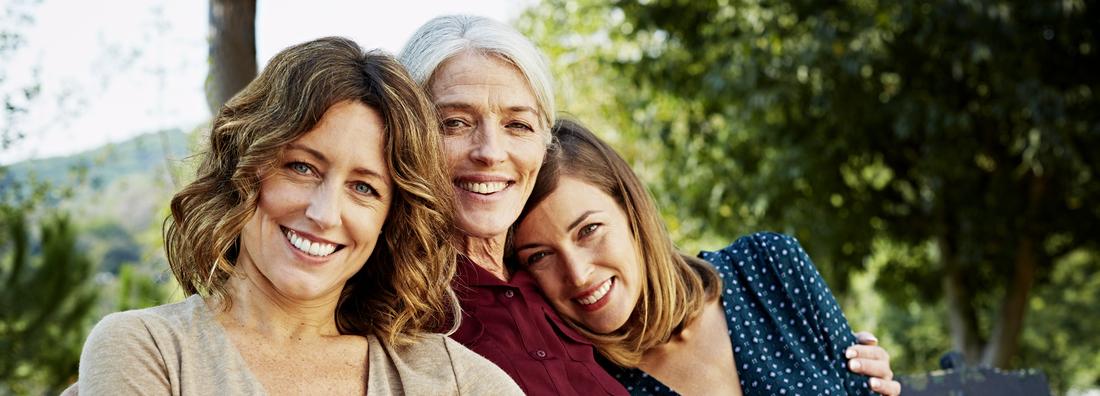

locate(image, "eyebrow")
[[435, 102, 540, 117], [514, 210, 600, 252], [286, 143, 389, 182]]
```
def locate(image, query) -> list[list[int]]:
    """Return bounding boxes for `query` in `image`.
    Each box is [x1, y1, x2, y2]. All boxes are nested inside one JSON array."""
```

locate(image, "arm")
[[773, 233, 898, 395], [78, 312, 172, 395]]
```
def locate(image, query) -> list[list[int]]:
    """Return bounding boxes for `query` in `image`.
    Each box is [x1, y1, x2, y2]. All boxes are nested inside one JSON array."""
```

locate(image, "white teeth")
[[458, 181, 507, 194], [576, 279, 613, 306], [285, 229, 337, 257]]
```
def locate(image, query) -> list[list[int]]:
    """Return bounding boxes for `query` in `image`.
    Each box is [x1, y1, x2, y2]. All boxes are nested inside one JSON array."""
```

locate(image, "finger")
[[848, 357, 893, 380], [854, 331, 879, 346], [846, 344, 890, 361], [869, 377, 902, 396]]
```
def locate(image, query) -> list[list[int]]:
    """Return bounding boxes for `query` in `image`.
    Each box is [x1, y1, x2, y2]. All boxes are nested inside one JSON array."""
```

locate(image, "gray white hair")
[[398, 14, 556, 130]]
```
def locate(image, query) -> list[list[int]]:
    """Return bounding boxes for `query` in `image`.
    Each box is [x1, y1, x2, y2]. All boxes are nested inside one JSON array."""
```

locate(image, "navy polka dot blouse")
[[604, 232, 873, 395]]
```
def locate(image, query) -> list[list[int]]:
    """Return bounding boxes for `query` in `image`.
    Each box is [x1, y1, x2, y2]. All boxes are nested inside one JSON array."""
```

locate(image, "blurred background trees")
[[1, 0, 1097, 394], [520, 0, 1099, 393]]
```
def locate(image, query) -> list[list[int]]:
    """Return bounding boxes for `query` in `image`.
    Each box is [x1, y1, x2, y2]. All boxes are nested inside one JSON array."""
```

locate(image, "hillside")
[[2, 128, 199, 276]]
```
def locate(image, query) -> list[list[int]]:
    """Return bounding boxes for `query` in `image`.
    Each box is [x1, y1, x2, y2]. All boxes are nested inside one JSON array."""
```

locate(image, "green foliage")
[[0, 211, 98, 395], [520, 0, 1099, 393]]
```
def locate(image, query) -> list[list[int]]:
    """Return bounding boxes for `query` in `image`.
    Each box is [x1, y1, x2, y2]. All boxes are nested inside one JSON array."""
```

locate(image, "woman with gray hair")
[[399, 14, 897, 396], [399, 15, 629, 395]]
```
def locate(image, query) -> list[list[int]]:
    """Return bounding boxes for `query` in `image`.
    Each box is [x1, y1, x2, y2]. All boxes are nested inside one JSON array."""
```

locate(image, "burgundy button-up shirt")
[[450, 256, 629, 396]]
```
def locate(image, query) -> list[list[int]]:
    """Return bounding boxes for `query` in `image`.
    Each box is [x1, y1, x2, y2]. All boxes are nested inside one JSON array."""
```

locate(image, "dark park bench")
[[899, 352, 1051, 396]]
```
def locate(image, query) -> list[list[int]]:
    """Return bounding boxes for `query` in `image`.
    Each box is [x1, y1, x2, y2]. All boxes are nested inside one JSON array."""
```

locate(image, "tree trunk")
[[980, 235, 1037, 368], [206, 0, 257, 114], [981, 175, 1045, 367], [941, 234, 983, 364]]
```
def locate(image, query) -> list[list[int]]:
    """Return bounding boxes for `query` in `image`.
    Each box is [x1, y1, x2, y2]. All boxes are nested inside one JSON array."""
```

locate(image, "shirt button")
[[535, 350, 547, 358], [504, 290, 515, 298]]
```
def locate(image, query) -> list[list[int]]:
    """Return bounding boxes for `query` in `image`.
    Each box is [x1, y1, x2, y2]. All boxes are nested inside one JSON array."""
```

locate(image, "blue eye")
[[288, 162, 312, 174], [353, 182, 376, 196]]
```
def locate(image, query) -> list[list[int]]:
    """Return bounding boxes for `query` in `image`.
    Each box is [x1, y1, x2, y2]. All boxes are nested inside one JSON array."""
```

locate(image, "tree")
[[0, 212, 99, 394], [519, 0, 1100, 389], [205, 0, 257, 113]]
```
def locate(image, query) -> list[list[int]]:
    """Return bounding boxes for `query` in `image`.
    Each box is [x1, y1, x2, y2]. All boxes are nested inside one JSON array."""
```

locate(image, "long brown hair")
[[518, 119, 721, 367], [164, 37, 459, 346]]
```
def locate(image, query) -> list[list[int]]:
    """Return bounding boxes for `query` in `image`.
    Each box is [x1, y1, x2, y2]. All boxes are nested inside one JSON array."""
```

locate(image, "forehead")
[[287, 101, 389, 175], [428, 52, 539, 109]]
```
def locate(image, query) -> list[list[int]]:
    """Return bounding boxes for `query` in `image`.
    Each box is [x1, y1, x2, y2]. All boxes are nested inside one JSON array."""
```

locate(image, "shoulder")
[[700, 232, 811, 270], [79, 298, 205, 393], [371, 334, 522, 395], [440, 336, 523, 395], [84, 297, 198, 354]]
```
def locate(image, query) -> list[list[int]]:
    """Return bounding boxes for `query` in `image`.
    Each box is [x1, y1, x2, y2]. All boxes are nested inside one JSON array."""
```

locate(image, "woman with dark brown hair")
[[513, 120, 903, 396], [74, 37, 520, 395]]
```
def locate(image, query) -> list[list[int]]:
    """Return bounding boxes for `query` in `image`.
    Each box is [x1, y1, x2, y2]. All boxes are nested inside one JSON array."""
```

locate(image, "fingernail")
[[870, 378, 881, 388], [845, 348, 857, 358], [850, 360, 861, 370]]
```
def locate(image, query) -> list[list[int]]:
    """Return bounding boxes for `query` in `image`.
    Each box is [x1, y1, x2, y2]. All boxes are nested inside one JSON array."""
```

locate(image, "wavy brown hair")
[[517, 119, 722, 367], [164, 37, 459, 346]]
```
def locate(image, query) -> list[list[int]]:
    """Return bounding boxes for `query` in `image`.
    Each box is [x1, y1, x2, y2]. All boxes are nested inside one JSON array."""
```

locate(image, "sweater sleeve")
[[78, 311, 172, 395], [443, 336, 524, 395]]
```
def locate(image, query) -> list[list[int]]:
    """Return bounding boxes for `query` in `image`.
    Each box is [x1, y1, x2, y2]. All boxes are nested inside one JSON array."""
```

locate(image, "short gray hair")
[[398, 15, 556, 130]]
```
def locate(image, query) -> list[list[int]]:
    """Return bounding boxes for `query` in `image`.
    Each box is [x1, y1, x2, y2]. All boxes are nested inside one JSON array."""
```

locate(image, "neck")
[[461, 233, 509, 281], [213, 265, 342, 341]]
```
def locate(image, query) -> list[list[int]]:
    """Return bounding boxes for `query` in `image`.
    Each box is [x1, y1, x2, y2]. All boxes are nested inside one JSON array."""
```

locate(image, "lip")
[[453, 174, 516, 200], [280, 226, 344, 263], [453, 173, 513, 184], [572, 277, 614, 312]]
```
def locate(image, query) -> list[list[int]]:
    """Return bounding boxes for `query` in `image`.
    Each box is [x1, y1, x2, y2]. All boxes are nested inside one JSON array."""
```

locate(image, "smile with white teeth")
[[458, 181, 508, 195], [284, 229, 337, 257], [576, 278, 613, 306]]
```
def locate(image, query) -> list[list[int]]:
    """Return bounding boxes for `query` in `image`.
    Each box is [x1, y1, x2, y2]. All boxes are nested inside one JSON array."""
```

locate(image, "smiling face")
[[514, 176, 644, 334], [237, 100, 392, 303], [428, 51, 548, 239]]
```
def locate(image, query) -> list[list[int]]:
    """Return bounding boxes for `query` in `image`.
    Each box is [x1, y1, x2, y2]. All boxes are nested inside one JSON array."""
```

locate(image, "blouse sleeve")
[[78, 312, 172, 395], [702, 232, 873, 395]]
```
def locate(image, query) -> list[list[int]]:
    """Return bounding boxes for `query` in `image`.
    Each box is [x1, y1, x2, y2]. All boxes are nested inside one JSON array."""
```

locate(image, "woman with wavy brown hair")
[[74, 37, 520, 395]]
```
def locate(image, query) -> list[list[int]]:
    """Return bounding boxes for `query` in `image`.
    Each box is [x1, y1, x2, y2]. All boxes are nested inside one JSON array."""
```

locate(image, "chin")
[[456, 216, 511, 239]]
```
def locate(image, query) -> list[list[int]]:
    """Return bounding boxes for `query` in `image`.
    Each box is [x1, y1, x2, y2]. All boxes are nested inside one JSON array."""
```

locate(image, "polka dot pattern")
[[604, 232, 873, 395]]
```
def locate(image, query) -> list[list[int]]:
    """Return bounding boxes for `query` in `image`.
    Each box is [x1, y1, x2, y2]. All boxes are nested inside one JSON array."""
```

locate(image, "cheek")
[[514, 140, 547, 175], [443, 137, 470, 166]]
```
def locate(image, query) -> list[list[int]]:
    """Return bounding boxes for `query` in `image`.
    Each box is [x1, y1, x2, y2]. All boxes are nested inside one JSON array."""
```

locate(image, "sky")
[[0, 0, 533, 164]]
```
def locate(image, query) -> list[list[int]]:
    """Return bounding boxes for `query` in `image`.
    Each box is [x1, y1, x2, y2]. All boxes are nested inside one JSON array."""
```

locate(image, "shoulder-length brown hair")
[[164, 37, 459, 346], [517, 119, 722, 367]]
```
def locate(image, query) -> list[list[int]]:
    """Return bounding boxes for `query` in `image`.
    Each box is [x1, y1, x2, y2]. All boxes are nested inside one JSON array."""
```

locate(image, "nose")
[[560, 249, 594, 289], [305, 181, 342, 229], [469, 123, 507, 166]]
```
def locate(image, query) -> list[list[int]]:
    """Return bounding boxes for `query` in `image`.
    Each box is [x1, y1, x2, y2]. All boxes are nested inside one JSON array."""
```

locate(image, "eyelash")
[[522, 223, 601, 267], [440, 118, 535, 134], [351, 181, 378, 197], [506, 121, 534, 132], [288, 161, 315, 176], [525, 251, 549, 267], [287, 161, 378, 197]]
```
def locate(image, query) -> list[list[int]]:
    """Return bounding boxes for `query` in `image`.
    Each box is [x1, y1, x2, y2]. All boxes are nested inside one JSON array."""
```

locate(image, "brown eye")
[[506, 121, 534, 132], [525, 251, 550, 267], [579, 223, 600, 237]]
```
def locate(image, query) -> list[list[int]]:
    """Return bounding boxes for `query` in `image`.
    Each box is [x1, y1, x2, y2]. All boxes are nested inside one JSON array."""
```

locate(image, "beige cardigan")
[[74, 295, 522, 395]]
